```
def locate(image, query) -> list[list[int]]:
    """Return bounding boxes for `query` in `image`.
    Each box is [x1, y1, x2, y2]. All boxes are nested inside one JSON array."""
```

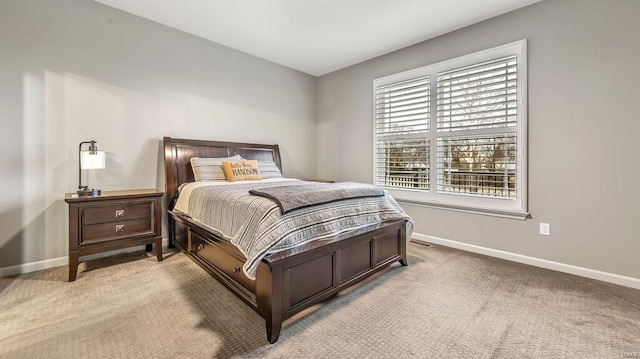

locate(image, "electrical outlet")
[[539, 223, 550, 236]]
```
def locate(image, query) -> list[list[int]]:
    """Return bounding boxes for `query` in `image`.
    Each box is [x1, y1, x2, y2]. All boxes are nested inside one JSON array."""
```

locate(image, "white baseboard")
[[0, 256, 69, 278], [0, 237, 171, 278], [411, 232, 640, 290]]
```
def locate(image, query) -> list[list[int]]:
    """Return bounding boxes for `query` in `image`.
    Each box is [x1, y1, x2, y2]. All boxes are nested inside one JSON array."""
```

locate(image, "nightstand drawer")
[[81, 218, 154, 245], [81, 201, 152, 225]]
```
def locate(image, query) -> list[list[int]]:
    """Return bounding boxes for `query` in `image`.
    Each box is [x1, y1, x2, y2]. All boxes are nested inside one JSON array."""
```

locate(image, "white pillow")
[[257, 160, 284, 179], [191, 155, 242, 181]]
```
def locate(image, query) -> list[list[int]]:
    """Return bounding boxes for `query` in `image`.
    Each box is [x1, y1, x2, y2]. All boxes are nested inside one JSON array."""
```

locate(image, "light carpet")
[[0, 242, 639, 358]]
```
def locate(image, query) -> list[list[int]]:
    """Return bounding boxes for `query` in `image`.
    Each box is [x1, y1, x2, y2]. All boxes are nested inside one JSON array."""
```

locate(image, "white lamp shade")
[[80, 150, 106, 169]]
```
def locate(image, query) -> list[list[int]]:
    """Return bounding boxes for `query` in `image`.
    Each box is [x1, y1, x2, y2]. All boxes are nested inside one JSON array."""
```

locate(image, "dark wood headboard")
[[162, 137, 282, 211]]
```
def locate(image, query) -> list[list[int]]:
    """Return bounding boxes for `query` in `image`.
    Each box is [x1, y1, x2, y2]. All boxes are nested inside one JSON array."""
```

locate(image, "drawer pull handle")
[[115, 210, 125, 218], [233, 267, 241, 274], [197, 243, 204, 251], [115, 224, 125, 233]]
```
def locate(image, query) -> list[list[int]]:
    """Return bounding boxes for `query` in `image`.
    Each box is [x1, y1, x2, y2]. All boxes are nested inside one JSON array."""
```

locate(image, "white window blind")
[[373, 40, 527, 217], [375, 76, 430, 190], [436, 55, 518, 198]]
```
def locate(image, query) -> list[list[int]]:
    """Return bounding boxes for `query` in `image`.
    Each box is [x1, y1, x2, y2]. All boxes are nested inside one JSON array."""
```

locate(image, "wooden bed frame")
[[163, 136, 408, 343]]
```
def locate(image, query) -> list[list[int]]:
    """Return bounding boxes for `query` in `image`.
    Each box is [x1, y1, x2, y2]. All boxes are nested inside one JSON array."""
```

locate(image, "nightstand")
[[65, 189, 164, 282]]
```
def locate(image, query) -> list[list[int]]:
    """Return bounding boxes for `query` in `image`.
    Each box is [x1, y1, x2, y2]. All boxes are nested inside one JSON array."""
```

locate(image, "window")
[[374, 40, 527, 217]]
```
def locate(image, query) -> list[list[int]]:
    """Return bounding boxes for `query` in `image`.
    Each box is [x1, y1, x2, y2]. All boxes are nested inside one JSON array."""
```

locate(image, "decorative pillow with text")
[[222, 160, 262, 182]]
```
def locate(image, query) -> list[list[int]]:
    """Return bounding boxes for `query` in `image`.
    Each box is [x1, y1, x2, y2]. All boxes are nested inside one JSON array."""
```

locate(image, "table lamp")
[[77, 140, 105, 196]]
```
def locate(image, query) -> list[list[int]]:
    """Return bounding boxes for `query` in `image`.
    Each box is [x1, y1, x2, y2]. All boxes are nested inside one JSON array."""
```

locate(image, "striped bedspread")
[[173, 179, 413, 279]]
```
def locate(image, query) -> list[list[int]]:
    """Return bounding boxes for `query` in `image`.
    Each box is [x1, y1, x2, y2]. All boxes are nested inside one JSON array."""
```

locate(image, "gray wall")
[[0, 0, 317, 268], [317, 0, 640, 279]]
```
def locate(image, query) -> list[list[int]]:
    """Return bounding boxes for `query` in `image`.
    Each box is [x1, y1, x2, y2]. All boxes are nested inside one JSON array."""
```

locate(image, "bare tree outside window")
[[436, 56, 517, 198]]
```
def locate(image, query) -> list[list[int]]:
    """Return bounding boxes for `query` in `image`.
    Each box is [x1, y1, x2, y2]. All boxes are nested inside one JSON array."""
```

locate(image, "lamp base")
[[77, 188, 102, 197]]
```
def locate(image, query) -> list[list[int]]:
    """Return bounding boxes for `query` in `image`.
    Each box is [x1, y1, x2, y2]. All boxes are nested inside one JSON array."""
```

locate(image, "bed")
[[163, 137, 410, 343]]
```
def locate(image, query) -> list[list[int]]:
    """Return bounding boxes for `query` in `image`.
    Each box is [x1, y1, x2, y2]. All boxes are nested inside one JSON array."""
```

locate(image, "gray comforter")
[[249, 181, 384, 214]]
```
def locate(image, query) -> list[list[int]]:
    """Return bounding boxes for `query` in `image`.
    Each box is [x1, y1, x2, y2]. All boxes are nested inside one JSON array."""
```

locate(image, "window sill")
[[397, 199, 529, 220]]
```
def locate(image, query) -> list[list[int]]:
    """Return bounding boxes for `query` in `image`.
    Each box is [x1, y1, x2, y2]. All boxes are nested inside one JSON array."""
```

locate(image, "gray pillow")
[[191, 155, 242, 181], [257, 160, 284, 179]]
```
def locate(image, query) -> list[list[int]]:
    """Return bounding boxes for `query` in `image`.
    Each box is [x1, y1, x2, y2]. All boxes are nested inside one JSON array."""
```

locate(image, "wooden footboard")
[[260, 219, 407, 343], [172, 212, 407, 343]]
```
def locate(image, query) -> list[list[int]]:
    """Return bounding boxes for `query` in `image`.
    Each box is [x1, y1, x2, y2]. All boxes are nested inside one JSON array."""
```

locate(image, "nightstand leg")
[[68, 251, 79, 282], [155, 238, 163, 261]]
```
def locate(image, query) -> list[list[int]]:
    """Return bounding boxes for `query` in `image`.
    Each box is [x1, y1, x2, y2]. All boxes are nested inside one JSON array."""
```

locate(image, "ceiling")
[[94, 0, 541, 76]]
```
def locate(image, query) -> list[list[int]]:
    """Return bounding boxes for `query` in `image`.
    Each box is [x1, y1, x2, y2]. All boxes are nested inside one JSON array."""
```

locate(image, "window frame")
[[372, 40, 528, 219]]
